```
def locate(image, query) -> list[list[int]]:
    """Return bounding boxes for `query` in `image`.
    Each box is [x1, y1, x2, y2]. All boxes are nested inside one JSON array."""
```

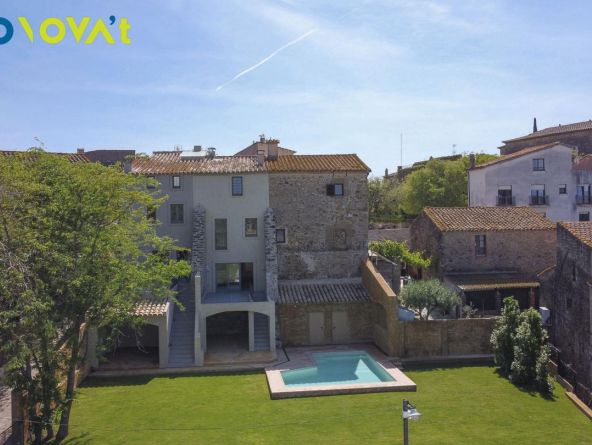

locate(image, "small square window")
[[276, 228, 286, 244], [532, 158, 545, 171], [170, 204, 184, 224], [232, 177, 243, 196], [245, 218, 258, 237], [579, 212, 590, 221], [475, 234, 486, 256], [327, 183, 344, 196], [172, 176, 181, 189], [559, 184, 567, 194]]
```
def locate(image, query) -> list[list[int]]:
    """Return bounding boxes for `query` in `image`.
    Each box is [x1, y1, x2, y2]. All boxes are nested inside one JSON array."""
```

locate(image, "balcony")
[[496, 195, 515, 206], [576, 195, 592, 205], [529, 195, 548, 206]]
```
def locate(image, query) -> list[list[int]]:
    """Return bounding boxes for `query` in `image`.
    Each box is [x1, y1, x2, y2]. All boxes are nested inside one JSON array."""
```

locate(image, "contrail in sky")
[[215, 29, 316, 91]]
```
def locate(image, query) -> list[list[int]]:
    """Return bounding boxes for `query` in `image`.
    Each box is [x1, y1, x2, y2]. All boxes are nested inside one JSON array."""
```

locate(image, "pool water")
[[281, 351, 395, 387]]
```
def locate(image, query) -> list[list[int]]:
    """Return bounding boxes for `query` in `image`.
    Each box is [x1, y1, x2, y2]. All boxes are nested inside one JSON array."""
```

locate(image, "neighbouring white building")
[[468, 142, 592, 222]]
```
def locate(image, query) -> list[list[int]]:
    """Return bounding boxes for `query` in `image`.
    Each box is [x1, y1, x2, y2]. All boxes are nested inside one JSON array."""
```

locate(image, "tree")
[[399, 279, 460, 320], [490, 297, 521, 376], [400, 154, 498, 216], [0, 150, 191, 443], [511, 308, 553, 394], [368, 240, 431, 269], [368, 176, 402, 222]]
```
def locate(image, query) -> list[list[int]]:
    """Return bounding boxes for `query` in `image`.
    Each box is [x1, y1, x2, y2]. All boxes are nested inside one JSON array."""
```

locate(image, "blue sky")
[[1, 1, 591, 175]]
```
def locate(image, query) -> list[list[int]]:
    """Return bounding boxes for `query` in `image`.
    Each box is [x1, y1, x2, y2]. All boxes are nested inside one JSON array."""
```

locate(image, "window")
[[327, 183, 344, 196], [579, 212, 590, 221], [170, 204, 184, 224], [232, 176, 243, 196], [577, 184, 591, 204], [147, 176, 156, 190], [475, 235, 486, 256], [532, 158, 545, 171], [146, 206, 157, 221], [172, 175, 181, 189], [276, 228, 286, 244], [245, 218, 257, 237], [530, 185, 546, 205], [176, 250, 189, 261], [215, 219, 227, 250], [559, 184, 567, 194], [497, 185, 513, 206], [216, 263, 240, 290]]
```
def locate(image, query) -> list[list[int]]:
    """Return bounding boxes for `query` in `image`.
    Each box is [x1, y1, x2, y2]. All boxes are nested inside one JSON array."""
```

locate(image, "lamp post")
[[402, 399, 421, 445]]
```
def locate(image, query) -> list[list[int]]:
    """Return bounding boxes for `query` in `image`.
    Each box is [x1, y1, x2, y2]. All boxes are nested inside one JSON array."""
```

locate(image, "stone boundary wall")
[[401, 318, 497, 358]]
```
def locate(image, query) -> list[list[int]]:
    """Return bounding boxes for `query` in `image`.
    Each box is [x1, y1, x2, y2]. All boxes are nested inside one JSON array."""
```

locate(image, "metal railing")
[[496, 195, 515, 206], [529, 195, 548, 205], [576, 195, 592, 205]]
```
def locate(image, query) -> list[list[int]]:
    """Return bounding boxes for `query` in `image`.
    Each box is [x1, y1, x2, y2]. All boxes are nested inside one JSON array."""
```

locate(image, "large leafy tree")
[[368, 177, 403, 222], [399, 279, 460, 320], [0, 150, 190, 443]]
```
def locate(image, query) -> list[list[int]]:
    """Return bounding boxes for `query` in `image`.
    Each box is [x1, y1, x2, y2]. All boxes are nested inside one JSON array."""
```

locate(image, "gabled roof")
[[471, 142, 567, 170], [131, 152, 370, 175], [503, 119, 592, 144], [278, 279, 370, 304], [0, 150, 90, 163], [558, 222, 592, 248], [85, 149, 135, 165], [422, 207, 555, 232]]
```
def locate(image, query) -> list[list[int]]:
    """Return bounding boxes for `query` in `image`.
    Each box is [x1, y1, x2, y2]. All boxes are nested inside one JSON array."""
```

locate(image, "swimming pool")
[[281, 351, 395, 386]]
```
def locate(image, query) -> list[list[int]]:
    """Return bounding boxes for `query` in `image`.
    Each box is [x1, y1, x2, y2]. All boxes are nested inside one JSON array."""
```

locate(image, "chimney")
[[256, 148, 265, 166], [469, 153, 476, 169], [77, 148, 85, 154], [259, 134, 266, 143], [267, 139, 279, 161], [533, 117, 538, 133], [384, 168, 389, 177], [193, 145, 202, 152]]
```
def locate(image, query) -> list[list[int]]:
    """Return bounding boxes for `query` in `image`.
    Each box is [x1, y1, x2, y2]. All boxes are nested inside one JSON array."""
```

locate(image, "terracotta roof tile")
[[471, 142, 566, 170], [559, 222, 592, 248], [0, 150, 90, 163], [278, 280, 370, 304], [503, 119, 592, 143], [134, 298, 169, 317], [131, 152, 370, 174], [572, 154, 592, 171], [446, 273, 539, 291], [423, 207, 555, 232]]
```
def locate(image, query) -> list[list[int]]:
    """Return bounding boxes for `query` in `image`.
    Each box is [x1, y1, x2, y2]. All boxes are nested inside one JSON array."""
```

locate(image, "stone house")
[[116, 138, 372, 368], [548, 222, 592, 404], [500, 119, 592, 155], [410, 207, 556, 313]]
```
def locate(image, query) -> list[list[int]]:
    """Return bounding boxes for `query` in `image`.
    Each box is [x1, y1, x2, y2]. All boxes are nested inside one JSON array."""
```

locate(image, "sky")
[[1, 0, 592, 175]]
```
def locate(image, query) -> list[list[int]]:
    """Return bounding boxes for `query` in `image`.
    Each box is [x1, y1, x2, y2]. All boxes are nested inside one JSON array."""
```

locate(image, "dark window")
[[215, 219, 227, 250], [232, 176, 243, 196], [276, 228, 286, 244], [147, 176, 156, 190], [146, 206, 157, 221], [170, 204, 184, 224], [176, 250, 189, 261], [559, 184, 567, 194], [579, 212, 590, 221], [530, 185, 546, 205], [475, 235, 486, 256], [245, 218, 257, 237], [532, 158, 545, 171], [172, 175, 181, 189], [576, 184, 592, 204], [497, 186, 513, 206], [327, 183, 344, 196]]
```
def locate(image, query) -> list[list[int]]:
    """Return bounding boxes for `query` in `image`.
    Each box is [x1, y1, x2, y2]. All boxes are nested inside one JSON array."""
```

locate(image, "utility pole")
[[403, 399, 409, 445], [400, 133, 403, 168]]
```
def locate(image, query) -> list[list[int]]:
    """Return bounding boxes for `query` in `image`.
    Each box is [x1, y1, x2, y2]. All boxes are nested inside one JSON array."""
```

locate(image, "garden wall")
[[400, 318, 497, 358]]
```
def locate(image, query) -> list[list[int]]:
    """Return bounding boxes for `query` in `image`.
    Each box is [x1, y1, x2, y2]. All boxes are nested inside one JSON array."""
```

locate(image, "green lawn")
[[65, 366, 591, 445]]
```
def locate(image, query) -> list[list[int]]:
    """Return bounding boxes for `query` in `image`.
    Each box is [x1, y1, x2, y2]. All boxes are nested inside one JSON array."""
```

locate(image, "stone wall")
[[264, 208, 279, 301], [550, 225, 592, 403], [277, 302, 372, 345], [409, 213, 442, 278], [269, 172, 368, 280], [191, 204, 206, 282], [400, 318, 497, 357]]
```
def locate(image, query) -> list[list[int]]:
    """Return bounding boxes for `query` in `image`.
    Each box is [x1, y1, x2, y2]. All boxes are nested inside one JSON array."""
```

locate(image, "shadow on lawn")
[[492, 368, 557, 401]]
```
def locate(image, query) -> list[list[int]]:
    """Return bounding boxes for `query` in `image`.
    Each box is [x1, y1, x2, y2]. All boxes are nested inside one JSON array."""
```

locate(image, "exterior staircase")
[[253, 313, 270, 351], [168, 280, 195, 367]]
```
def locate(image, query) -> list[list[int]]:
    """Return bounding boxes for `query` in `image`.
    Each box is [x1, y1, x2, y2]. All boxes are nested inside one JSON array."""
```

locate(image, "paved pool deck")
[[266, 344, 416, 399]]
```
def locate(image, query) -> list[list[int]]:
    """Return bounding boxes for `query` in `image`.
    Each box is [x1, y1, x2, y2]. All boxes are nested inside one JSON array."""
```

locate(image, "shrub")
[[399, 279, 460, 320], [490, 297, 520, 376], [369, 240, 431, 269]]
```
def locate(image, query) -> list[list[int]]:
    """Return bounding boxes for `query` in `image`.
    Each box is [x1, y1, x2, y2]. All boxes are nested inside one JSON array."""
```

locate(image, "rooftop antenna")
[[400, 133, 403, 167]]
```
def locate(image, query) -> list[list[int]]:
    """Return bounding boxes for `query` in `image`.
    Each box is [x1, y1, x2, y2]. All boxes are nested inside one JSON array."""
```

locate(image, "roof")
[[558, 222, 592, 248], [503, 119, 592, 144], [131, 152, 370, 175], [85, 150, 135, 165], [134, 298, 169, 317], [471, 142, 566, 170], [278, 280, 370, 304], [422, 207, 555, 232], [446, 273, 540, 292], [234, 145, 296, 157], [0, 150, 90, 163], [572, 154, 592, 171]]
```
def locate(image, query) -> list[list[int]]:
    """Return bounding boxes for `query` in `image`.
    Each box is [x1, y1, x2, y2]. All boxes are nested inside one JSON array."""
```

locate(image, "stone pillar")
[[264, 208, 279, 301], [248, 311, 255, 352], [391, 261, 401, 294], [86, 326, 99, 369], [191, 204, 207, 289], [495, 289, 502, 312], [529, 287, 536, 308]]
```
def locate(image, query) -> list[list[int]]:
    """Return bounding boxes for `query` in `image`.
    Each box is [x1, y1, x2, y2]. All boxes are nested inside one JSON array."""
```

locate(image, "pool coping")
[[265, 344, 416, 399]]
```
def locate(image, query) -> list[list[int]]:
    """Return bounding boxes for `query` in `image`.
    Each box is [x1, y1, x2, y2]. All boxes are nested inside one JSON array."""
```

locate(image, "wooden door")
[[308, 312, 325, 345], [332, 311, 350, 344]]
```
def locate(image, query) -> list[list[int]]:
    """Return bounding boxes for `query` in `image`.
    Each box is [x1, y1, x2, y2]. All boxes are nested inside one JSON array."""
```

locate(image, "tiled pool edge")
[[266, 344, 416, 399]]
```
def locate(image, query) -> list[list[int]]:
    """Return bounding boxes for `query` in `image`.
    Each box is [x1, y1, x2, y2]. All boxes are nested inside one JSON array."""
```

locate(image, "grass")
[[64, 366, 591, 445]]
